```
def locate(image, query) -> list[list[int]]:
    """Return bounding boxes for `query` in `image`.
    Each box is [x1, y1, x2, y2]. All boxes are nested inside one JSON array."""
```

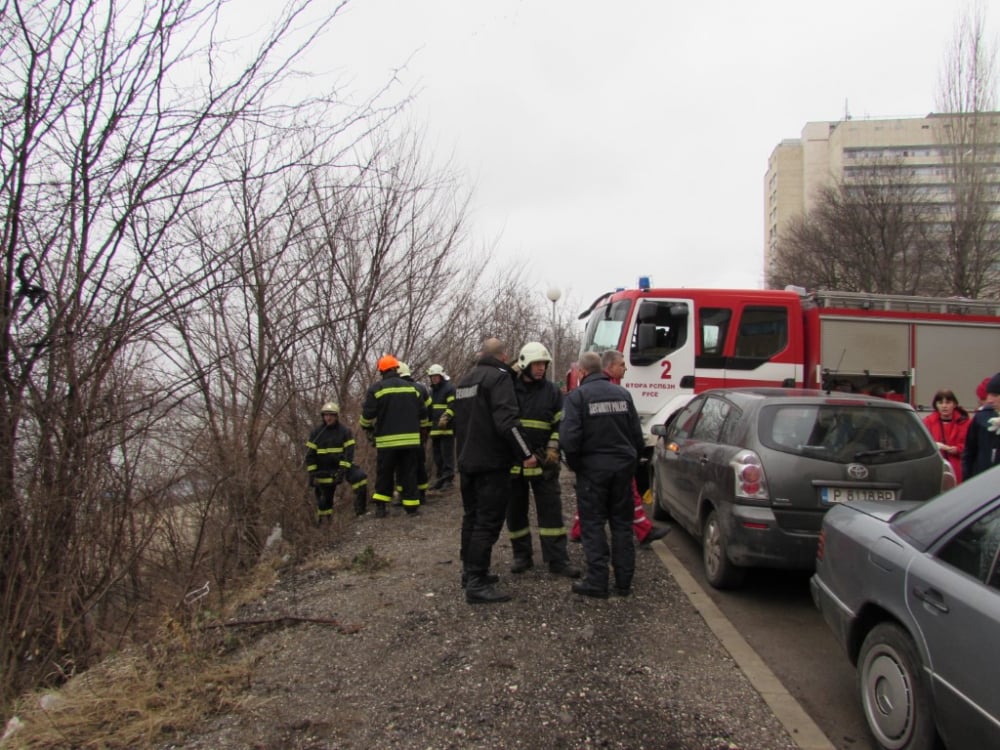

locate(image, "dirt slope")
[[159, 479, 798, 750]]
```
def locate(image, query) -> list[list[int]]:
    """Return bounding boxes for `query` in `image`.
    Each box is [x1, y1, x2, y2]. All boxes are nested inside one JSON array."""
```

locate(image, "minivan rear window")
[[757, 404, 935, 464]]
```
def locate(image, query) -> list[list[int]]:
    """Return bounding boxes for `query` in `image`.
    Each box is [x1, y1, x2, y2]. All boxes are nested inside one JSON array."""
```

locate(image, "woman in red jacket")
[[923, 389, 971, 482]]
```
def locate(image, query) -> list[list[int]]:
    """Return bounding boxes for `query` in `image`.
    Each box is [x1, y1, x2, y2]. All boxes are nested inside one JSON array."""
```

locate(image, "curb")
[[651, 539, 836, 750]]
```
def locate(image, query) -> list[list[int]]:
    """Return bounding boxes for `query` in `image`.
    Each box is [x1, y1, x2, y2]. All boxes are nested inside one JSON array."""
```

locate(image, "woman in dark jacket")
[[962, 373, 1000, 481]]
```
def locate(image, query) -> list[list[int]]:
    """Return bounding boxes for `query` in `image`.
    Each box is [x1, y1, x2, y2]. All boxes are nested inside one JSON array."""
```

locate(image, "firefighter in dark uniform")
[[427, 364, 456, 490], [560, 350, 645, 597], [506, 342, 580, 578], [359, 355, 428, 517], [397, 362, 432, 504], [305, 402, 369, 522], [452, 337, 536, 603]]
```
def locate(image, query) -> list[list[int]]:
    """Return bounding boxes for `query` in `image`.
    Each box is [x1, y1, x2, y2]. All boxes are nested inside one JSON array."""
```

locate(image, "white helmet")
[[397, 361, 412, 378], [320, 401, 339, 414], [427, 363, 446, 377], [517, 342, 552, 371]]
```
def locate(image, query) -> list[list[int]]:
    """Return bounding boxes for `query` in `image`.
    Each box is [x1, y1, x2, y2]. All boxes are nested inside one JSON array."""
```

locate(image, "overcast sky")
[[281, 0, 995, 315]]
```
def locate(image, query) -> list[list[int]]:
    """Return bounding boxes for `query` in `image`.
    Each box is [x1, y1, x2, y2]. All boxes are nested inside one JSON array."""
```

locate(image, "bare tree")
[[0, 0, 351, 704], [934, 1, 1000, 297], [769, 158, 938, 294]]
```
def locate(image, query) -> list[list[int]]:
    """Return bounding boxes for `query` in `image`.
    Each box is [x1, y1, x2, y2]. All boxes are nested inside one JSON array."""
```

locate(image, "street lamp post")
[[546, 287, 561, 383]]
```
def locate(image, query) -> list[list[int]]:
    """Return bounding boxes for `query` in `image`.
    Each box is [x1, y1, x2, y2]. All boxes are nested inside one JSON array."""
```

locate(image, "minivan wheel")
[[702, 509, 745, 589], [647, 467, 671, 521], [857, 623, 936, 750]]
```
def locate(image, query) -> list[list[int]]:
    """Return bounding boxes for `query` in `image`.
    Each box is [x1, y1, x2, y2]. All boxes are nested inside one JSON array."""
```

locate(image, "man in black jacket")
[[452, 338, 536, 603], [561, 351, 645, 597]]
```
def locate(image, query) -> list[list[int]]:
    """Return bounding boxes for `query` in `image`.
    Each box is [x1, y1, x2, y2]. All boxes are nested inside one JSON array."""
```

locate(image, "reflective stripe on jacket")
[[360, 375, 427, 450], [429, 379, 456, 436], [305, 421, 357, 479]]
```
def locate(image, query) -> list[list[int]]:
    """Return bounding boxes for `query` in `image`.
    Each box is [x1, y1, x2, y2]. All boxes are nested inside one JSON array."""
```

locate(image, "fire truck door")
[[724, 305, 798, 388], [627, 299, 696, 423]]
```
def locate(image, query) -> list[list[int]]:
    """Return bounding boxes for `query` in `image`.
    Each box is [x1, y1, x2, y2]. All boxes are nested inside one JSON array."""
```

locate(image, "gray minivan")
[[649, 388, 954, 588]]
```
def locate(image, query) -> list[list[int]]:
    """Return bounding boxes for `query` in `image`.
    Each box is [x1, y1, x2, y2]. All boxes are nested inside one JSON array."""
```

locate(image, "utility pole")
[[546, 287, 561, 384]]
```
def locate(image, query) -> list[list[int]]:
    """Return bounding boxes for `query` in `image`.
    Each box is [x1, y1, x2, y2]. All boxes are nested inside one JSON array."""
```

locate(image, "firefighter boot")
[[374, 501, 388, 519], [510, 534, 534, 573], [460, 568, 500, 589], [544, 536, 581, 578], [354, 488, 367, 516], [465, 575, 511, 604]]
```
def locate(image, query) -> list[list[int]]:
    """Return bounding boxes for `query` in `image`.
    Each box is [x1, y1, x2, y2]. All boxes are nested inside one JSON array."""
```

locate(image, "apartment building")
[[763, 113, 1000, 280]]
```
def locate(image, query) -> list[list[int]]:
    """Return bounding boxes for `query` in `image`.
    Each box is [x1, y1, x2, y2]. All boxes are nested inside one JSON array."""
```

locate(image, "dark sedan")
[[811, 466, 1000, 750]]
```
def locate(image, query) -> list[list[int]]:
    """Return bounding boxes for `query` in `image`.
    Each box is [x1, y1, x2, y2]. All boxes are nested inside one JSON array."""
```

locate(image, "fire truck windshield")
[[580, 299, 631, 353]]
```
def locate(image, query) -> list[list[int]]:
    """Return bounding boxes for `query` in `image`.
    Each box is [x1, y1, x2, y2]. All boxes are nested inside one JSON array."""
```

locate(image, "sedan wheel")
[[701, 509, 745, 589], [857, 623, 936, 750]]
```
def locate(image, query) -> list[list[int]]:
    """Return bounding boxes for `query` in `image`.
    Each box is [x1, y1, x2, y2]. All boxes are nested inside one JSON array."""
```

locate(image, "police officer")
[[452, 338, 536, 603], [506, 342, 580, 578], [427, 364, 456, 490], [561, 351, 644, 597], [359, 355, 428, 517], [305, 402, 369, 522]]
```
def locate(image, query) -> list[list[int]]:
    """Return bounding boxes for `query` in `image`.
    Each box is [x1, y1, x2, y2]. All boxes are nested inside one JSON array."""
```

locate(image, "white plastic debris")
[[265, 523, 283, 550], [1, 716, 24, 745]]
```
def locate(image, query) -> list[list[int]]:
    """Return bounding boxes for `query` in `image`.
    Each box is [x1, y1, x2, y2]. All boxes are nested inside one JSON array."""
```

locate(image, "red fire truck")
[[577, 281, 1000, 451]]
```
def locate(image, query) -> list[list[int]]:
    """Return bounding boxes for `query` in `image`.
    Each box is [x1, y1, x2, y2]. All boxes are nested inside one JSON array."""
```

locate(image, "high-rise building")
[[764, 113, 1000, 284]]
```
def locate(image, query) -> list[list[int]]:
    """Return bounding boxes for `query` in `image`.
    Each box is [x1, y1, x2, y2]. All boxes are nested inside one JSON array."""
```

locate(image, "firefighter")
[[427, 364, 456, 491], [506, 342, 580, 579], [397, 361, 433, 504], [305, 402, 369, 523], [561, 351, 645, 598], [452, 337, 536, 603], [360, 355, 428, 517]]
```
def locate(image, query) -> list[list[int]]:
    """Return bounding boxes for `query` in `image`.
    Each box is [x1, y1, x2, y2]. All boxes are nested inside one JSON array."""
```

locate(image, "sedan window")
[[937, 506, 1000, 588]]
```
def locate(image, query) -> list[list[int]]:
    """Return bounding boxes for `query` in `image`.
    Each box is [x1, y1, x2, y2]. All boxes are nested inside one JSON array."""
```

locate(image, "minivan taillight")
[[731, 450, 770, 502]]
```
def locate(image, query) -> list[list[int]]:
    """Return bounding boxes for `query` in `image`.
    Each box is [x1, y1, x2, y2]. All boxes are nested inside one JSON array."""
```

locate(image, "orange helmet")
[[377, 354, 400, 372]]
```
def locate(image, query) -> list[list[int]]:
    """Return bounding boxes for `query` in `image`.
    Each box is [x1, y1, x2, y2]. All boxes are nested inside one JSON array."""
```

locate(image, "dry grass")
[[0, 531, 392, 748], [1, 551, 293, 749], [4, 625, 258, 749]]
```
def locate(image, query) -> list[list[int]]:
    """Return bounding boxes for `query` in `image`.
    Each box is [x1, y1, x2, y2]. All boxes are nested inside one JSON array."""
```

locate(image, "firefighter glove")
[[437, 415, 450, 430], [544, 440, 561, 466]]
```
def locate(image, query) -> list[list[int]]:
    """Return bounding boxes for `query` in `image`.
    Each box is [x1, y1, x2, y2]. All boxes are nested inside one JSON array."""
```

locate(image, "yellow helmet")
[[397, 361, 412, 378], [320, 402, 339, 415]]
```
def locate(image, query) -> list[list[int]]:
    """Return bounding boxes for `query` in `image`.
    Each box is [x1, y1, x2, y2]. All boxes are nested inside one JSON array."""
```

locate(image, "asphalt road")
[[658, 519, 879, 750]]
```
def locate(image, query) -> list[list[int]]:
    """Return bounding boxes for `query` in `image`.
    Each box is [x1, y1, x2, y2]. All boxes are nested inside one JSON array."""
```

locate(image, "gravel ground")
[[159, 475, 799, 750]]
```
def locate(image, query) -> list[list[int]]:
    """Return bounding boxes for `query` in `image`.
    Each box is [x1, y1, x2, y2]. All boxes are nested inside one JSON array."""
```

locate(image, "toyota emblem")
[[846, 463, 869, 480]]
